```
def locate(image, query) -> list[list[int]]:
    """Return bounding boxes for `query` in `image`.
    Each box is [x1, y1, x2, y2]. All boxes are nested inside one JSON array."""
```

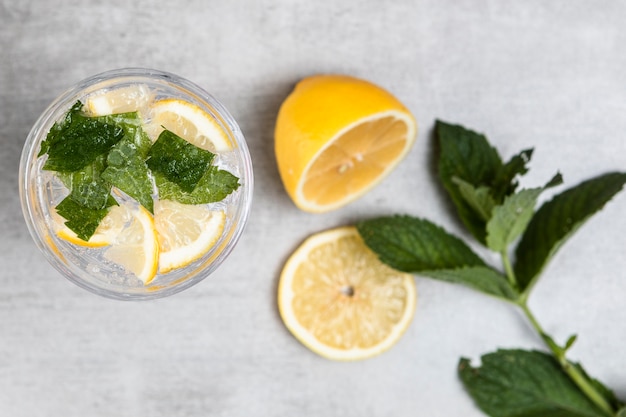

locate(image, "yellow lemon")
[[275, 75, 417, 213], [54, 206, 125, 248], [85, 84, 154, 117], [153, 199, 226, 273], [278, 226, 417, 361], [146, 99, 231, 152], [103, 204, 159, 284]]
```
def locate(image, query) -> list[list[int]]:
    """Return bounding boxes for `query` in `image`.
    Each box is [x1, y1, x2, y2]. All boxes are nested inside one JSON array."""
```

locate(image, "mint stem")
[[518, 302, 615, 417], [501, 253, 615, 416], [500, 251, 518, 291]]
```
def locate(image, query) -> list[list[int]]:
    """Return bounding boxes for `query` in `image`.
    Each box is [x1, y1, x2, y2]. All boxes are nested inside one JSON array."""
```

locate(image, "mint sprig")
[[357, 120, 626, 417]]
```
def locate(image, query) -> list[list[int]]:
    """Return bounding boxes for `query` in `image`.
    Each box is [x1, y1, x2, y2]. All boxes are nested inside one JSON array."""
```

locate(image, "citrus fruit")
[[85, 84, 154, 116], [103, 204, 159, 284], [274, 74, 417, 213], [146, 99, 231, 152], [54, 205, 128, 248], [278, 226, 417, 361], [153, 199, 226, 273]]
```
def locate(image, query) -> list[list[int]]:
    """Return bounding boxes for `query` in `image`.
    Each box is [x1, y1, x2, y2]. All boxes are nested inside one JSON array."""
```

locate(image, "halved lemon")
[[153, 199, 226, 273], [103, 204, 159, 284], [278, 226, 417, 361], [146, 99, 231, 152], [85, 84, 154, 117], [275, 74, 417, 213]]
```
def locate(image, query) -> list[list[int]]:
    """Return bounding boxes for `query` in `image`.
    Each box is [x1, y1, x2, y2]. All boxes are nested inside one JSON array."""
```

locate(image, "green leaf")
[[514, 172, 626, 292], [486, 187, 543, 253], [155, 166, 240, 204], [64, 155, 111, 210], [55, 195, 117, 241], [103, 112, 153, 156], [491, 148, 534, 202], [436, 120, 503, 243], [41, 101, 125, 172], [423, 266, 518, 300], [147, 129, 215, 192], [101, 140, 154, 213], [357, 215, 515, 299], [459, 349, 611, 417], [453, 177, 496, 222]]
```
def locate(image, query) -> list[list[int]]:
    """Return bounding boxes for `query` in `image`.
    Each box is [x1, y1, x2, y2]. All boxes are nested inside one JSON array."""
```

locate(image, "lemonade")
[[20, 69, 253, 300]]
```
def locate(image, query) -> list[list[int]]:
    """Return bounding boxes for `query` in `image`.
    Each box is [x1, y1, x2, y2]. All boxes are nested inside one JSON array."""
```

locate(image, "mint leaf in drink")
[[514, 172, 626, 292], [357, 215, 516, 299], [101, 140, 154, 213], [65, 155, 111, 210], [436, 120, 503, 243], [55, 195, 117, 241], [147, 129, 215, 192], [103, 112, 152, 157], [40, 101, 125, 172], [459, 349, 611, 417], [155, 166, 239, 204]]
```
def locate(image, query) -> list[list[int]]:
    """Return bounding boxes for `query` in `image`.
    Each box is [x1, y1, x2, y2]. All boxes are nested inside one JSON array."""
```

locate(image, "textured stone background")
[[1, 1, 625, 415]]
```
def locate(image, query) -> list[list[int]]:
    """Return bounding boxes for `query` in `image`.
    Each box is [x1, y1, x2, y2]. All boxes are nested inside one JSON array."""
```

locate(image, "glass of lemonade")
[[19, 68, 253, 300]]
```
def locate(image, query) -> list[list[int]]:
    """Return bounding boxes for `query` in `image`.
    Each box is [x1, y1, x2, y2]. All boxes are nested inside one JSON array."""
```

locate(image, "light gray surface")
[[1, 1, 626, 415]]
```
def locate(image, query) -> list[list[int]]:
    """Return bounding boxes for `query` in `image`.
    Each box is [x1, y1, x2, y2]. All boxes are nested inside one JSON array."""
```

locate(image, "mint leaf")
[[453, 178, 496, 222], [101, 140, 154, 213], [491, 148, 534, 202], [459, 349, 611, 417], [487, 174, 563, 253], [436, 120, 503, 244], [514, 172, 626, 292], [357, 215, 515, 299], [155, 166, 240, 204], [103, 112, 152, 157], [41, 101, 125, 172], [486, 188, 543, 253], [55, 195, 117, 241], [63, 155, 111, 210], [426, 266, 518, 300], [147, 130, 215, 192]]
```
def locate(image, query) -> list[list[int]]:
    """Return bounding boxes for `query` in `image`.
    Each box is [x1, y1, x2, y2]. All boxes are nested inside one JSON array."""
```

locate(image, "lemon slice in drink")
[[146, 99, 231, 152], [154, 199, 226, 273], [85, 84, 154, 116], [54, 205, 128, 247], [275, 74, 417, 213], [103, 205, 159, 284], [278, 226, 417, 361]]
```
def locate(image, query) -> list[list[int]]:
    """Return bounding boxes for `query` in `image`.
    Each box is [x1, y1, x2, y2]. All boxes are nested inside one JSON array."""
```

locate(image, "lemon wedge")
[[153, 199, 226, 273], [146, 99, 231, 152], [54, 206, 124, 248], [85, 84, 154, 117], [103, 204, 159, 284]]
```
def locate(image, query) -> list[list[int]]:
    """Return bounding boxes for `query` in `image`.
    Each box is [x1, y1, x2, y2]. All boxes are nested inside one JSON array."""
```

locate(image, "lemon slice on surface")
[[275, 74, 417, 213], [154, 199, 226, 273], [85, 84, 154, 116], [146, 99, 231, 152], [103, 205, 159, 285], [278, 226, 417, 361]]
